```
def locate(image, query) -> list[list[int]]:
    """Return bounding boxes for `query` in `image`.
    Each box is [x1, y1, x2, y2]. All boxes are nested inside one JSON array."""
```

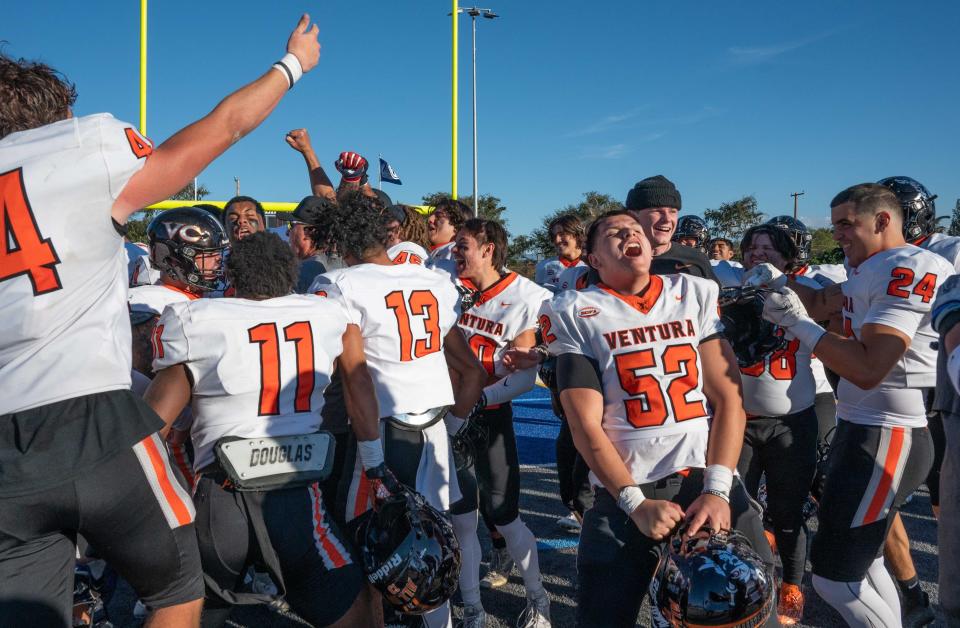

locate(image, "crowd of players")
[[2, 14, 959, 628]]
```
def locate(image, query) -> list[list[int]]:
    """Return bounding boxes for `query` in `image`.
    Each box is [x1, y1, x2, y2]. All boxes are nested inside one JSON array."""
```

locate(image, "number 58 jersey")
[[539, 274, 725, 483], [839, 244, 953, 428], [154, 294, 351, 470]]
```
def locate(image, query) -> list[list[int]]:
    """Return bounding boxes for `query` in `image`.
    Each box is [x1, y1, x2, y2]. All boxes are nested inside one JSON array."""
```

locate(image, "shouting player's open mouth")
[[624, 242, 643, 258]]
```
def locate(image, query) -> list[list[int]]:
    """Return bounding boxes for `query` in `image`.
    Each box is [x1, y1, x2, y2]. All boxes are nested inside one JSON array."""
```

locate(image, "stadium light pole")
[[450, 7, 498, 217]]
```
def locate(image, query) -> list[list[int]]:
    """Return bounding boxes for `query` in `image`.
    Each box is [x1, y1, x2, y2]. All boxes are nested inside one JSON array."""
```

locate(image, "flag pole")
[[378, 154, 382, 190], [139, 0, 147, 135]]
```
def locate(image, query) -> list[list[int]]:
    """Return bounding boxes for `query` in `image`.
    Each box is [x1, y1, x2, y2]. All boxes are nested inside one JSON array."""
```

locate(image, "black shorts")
[[576, 469, 775, 628], [194, 476, 363, 628], [810, 420, 934, 581], [0, 432, 203, 627], [450, 405, 522, 526]]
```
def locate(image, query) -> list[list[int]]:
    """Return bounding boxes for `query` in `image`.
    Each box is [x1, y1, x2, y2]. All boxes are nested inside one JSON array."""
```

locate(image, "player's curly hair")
[[399, 205, 430, 248], [226, 231, 298, 299], [432, 198, 472, 233], [0, 51, 77, 139], [321, 190, 390, 260]]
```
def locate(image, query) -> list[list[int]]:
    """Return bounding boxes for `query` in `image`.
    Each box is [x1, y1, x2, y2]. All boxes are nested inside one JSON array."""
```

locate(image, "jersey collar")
[[161, 280, 201, 300], [430, 241, 453, 252], [559, 256, 582, 268], [460, 272, 518, 305], [597, 275, 663, 314]]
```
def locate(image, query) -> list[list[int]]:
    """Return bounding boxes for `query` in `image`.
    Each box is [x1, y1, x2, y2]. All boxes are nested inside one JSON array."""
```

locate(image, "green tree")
[[530, 192, 622, 257], [809, 227, 837, 260], [171, 181, 210, 202], [420, 192, 507, 225], [703, 196, 764, 243], [125, 217, 151, 244], [945, 200, 960, 236]]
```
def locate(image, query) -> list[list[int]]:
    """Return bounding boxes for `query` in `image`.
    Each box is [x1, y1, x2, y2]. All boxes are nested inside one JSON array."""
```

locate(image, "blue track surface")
[[513, 387, 560, 465]]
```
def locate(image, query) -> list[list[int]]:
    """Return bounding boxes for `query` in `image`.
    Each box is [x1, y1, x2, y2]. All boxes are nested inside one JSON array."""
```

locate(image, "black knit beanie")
[[625, 175, 682, 211]]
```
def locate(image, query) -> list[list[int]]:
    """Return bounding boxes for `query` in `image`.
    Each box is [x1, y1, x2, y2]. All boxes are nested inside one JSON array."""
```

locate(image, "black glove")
[[364, 463, 403, 504]]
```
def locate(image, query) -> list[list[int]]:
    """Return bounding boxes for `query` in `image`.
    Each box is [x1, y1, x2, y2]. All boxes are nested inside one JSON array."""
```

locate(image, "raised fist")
[[335, 151, 368, 183], [286, 14, 321, 73], [285, 128, 314, 154]]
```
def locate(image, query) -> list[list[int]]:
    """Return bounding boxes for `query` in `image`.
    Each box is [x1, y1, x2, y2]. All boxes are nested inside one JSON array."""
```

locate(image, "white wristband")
[[617, 485, 646, 515], [949, 347, 960, 396], [703, 464, 734, 497], [272, 53, 304, 89], [789, 318, 827, 351], [357, 439, 384, 470], [444, 414, 466, 436]]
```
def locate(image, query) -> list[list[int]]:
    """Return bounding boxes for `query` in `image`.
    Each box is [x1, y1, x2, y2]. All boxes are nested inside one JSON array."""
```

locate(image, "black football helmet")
[[877, 176, 938, 243], [651, 528, 775, 628], [719, 287, 786, 368], [147, 207, 229, 291], [356, 487, 461, 615], [766, 216, 813, 263], [672, 216, 710, 253]]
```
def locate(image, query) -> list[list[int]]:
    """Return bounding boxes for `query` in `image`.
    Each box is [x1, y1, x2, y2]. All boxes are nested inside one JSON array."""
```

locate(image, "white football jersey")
[[426, 241, 458, 280], [457, 273, 552, 380], [555, 264, 591, 292], [838, 245, 953, 427], [712, 260, 743, 288], [311, 263, 460, 421], [125, 241, 150, 283], [793, 263, 847, 287], [128, 283, 198, 316], [535, 257, 587, 293], [918, 232, 960, 272], [153, 294, 349, 470], [0, 114, 151, 414], [129, 253, 162, 287], [739, 274, 820, 417], [540, 274, 723, 484], [388, 241, 429, 266]]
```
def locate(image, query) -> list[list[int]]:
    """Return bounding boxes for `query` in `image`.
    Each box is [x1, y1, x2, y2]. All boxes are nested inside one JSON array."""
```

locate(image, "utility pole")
[[791, 191, 805, 219], [234, 177, 240, 197]]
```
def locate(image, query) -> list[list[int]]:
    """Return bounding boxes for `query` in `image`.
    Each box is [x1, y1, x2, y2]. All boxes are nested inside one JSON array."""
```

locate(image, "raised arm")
[[285, 128, 336, 201], [112, 14, 321, 220]]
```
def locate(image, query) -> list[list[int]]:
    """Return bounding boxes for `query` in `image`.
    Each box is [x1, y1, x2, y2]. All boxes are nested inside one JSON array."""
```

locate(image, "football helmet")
[[356, 487, 461, 614], [147, 207, 229, 291], [877, 176, 938, 243], [766, 216, 813, 263], [672, 216, 710, 253], [719, 286, 786, 368], [652, 528, 774, 628]]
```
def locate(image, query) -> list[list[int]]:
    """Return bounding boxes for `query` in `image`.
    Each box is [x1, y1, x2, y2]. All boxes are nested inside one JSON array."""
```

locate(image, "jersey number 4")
[[248, 321, 315, 416], [614, 344, 707, 428], [0, 168, 62, 295], [385, 290, 441, 362]]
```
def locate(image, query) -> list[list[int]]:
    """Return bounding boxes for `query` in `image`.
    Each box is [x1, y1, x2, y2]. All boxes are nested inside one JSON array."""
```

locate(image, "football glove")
[[364, 463, 403, 504], [741, 262, 787, 291], [335, 151, 369, 183]]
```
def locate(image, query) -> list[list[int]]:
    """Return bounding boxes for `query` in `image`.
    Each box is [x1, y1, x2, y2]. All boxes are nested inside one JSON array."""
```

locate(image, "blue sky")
[[6, 1, 959, 236]]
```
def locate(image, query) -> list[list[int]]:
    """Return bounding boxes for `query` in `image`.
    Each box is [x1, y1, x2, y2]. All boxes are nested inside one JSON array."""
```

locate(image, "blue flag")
[[379, 157, 402, 185]]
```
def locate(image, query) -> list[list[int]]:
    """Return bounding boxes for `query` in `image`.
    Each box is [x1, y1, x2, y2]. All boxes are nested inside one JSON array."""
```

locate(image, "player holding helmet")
[[0, 14, 320, 626], [539, 209, 776, 628]]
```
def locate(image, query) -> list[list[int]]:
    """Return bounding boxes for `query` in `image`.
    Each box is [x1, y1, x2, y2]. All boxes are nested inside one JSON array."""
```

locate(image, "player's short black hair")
[[740, 225, 800, 272], [585, 209, 637, 256], [548, 214, 586, 248], [460, 218, 509, 270], [830, 183, 903, 220], [322, 190, 390, 260], [0, 52, 77, 139], [226, 231, 297, 299], [222, 196, 267, 223]]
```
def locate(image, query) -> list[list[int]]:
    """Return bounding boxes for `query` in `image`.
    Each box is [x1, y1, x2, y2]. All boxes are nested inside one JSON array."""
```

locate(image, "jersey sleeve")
[[152, 303, 191, 371], [519, 284, 553, 334], [862, 263, 939, 337], [538, 294, 593, 359], [97, 115, 152, 200], [332, 274, 363, 326], [694, 277, 725, 340], [534, 260, 549, 286]]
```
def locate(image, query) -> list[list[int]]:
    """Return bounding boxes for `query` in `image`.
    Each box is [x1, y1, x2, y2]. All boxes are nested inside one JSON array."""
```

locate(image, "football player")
[[426, 198, 472, 280], [736, 225, 821, 624], [386, 204, 431, 266], [221, 196, 267, 244], [671, 215, 710, 254], [540, 210, 776, 628], [534, 214, 588, 293], [0, 15, 320, 627], [144, 232, 377, 627], [450, 218, 553, 628], [708, 237, 739, 264], [760, 183, 951, 628], [309, 192, 487, 628]]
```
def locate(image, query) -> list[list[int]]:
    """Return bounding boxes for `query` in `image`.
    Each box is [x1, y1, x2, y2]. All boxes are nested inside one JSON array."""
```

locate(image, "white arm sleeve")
[[483, 367, 538, 406]]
